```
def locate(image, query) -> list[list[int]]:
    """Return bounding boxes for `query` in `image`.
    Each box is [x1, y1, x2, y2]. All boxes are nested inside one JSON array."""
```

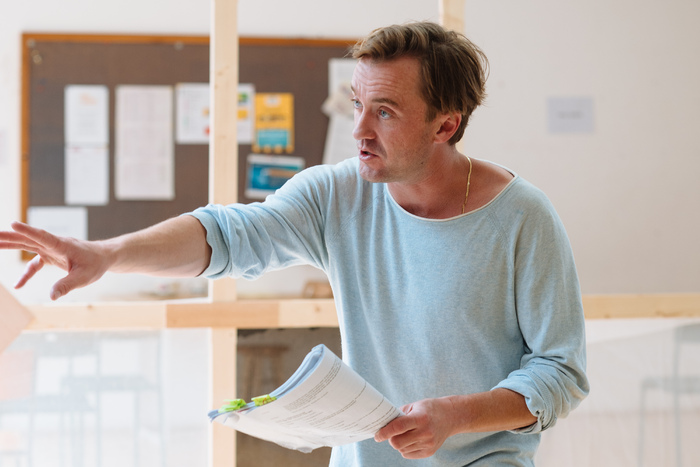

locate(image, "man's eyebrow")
[[349, 86, 400, 107]]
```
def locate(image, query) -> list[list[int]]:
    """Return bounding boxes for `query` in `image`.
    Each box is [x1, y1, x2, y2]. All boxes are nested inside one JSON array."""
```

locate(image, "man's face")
[[350, 56, 443, 184]]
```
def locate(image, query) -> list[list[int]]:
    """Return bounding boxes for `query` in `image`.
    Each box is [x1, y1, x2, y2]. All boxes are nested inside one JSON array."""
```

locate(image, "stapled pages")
[[208, 344, 402, 453]]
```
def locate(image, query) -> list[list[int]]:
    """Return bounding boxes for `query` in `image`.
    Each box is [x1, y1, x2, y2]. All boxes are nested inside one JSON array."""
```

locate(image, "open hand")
[[0, 221, 111, 300]]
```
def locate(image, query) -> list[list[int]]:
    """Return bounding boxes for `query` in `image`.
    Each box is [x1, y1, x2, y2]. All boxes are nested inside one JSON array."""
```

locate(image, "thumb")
[[50, 262, 108, 300], [50, 273, 83, 301], [49, 282, 66, 301]]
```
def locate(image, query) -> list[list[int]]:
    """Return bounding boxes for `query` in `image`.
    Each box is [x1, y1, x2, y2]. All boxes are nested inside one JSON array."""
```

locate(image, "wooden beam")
[[438, 0, 466, 155], [208, 0, 240, 303], [439, 0, 466, 33], [582, 294, 700, 320], [15, 294, 700, 332], [208, 0, 239, 464], [209, 328, 237, 467], [166, 298, 338, 328], [26, 301, 167, 330]]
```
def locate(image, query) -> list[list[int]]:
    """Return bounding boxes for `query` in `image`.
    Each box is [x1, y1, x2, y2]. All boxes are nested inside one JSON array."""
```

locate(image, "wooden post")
[[209, 0, 239, 465], [209, 0, 239, 303], [209, 328, 238, 467], [438, 0, 467, 155], [439, 0, 466, 34]]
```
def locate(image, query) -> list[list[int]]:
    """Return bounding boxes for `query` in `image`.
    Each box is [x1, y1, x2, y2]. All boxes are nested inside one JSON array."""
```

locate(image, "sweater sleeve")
[[493, 188, 589, 434], [183, 165, 334, 280]]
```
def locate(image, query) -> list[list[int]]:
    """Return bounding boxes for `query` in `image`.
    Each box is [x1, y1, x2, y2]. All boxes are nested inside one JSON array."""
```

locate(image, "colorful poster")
[[245, 154, 304, 199], [253, 93, 294, 154]]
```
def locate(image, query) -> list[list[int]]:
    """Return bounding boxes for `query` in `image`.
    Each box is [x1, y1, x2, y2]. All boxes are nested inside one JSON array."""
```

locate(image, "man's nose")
[[352, 111, 375, 141]]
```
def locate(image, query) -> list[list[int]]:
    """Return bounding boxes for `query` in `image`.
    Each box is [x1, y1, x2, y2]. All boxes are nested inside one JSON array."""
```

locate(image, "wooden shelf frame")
[[17, 294, 700, 333]]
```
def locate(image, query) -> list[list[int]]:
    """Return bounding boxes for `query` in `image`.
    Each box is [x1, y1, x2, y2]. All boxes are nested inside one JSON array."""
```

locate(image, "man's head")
[[351, 21, 489, 145]]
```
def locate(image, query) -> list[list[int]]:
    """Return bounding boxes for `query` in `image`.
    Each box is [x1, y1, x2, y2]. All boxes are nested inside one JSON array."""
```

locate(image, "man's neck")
[[387, 150, 470, 219], [387, 154, 516, 219]]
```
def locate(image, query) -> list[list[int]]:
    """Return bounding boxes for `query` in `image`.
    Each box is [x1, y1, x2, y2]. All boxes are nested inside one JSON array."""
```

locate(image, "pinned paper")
[[245, 154, 304, 199], [27, 206, 88, 241], [322, 59, 357, 165], [64, 85, 110, 205], [175, 83, 255, 144], [65, 145, 109, 205], [238, 84, 255, 144], [547, 97, 595, 134], [115, 85, 174, 200], [176, 83, 210, 144], [64, 85, 109, 145], [253, 93, 294, 154]]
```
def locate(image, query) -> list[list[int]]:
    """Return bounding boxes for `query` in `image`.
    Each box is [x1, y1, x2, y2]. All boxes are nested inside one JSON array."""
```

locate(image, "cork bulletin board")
[[21, 33, 354, 242]]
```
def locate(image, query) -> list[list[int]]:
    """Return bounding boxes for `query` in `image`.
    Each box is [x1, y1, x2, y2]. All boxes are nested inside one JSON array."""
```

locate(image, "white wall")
[[462, 0, 700, 293], [0, 0, 438, 303], [1, 0, 699, 303]]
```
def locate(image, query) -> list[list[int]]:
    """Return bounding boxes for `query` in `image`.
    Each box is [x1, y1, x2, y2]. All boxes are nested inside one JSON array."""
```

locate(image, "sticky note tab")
[[252, 394, 277, 406], [219, 399, 246, 413]]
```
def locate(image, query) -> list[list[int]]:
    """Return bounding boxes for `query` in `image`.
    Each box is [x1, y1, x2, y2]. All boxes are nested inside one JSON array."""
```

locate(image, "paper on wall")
[[322, 116, 357, 165], [27, 206, 88, 241], [64, 85, 110, 205], [253, 93, 294, 154], [323, 59, 357, 165], [176, 83, 210, 144], [237, 83, 255, 144], [245, 154, 304, 199], [65, 145, 109, 205], [175, 83, 256, 144], [65, 85, 109, 145], [115, 85, 174, 200]]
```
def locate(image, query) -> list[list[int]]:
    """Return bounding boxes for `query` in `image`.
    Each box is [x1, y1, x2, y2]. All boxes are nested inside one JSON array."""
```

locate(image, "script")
[[208, 344, 402, 453]]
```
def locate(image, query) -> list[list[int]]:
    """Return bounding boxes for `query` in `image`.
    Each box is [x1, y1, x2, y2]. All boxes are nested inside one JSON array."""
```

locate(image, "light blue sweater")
[[189, 157, 589, 466]]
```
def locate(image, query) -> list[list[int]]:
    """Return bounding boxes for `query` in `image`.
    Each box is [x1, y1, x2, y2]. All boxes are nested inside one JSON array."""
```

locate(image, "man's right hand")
[[0, 221, 113, 300], [0, 215, 211, 301]]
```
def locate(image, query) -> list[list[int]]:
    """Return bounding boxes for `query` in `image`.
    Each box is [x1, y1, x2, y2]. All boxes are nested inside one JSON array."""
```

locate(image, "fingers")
[[11, 221, 61, 250], [0, 225, 48, 254], [375, 413, 413, 443], [15, 255, 45, 289]]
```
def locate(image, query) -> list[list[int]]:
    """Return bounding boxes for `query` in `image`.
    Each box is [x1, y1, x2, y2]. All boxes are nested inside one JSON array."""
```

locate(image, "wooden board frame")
[[19, 32, 356, 261]]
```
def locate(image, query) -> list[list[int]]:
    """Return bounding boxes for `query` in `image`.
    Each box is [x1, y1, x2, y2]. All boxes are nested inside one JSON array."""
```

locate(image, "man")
[[1, 22, 588, 466]]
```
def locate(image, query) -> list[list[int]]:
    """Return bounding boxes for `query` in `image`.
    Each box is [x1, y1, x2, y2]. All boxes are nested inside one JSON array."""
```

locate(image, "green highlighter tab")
[[218, 399, 246, 413], [252, 394, 277, 406]]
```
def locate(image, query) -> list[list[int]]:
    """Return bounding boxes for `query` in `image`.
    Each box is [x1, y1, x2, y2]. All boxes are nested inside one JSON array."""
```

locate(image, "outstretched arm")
[[0, 215, 211, 300]]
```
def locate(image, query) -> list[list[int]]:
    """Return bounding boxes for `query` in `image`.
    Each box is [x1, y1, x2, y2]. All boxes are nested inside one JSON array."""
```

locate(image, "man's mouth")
[[359, 147, 379, 159]]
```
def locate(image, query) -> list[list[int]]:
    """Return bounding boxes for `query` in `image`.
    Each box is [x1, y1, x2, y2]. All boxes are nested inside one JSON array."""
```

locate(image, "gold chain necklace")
[[461, 156, 473, 214]]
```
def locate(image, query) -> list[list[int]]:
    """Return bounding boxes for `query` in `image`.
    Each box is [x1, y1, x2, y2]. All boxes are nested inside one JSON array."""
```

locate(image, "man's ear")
[[434, 112, 461, 144]]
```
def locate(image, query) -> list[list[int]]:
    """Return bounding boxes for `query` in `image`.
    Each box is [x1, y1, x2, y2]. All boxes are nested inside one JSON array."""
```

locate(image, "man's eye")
[[352, 99, 362, 109], [379, 109, 390, 118]]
